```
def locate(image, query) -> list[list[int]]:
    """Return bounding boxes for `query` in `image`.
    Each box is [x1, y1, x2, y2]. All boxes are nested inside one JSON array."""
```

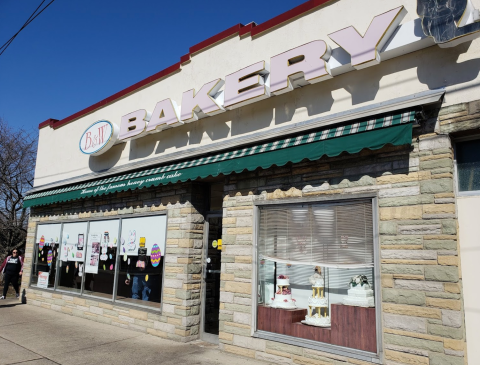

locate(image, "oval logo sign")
[[79, 120, 119, 156]]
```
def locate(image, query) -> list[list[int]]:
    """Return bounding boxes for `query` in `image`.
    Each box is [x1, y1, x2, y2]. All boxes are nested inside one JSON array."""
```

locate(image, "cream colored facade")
[[34, 0, 480, 186], [457, 196, 480, 365]]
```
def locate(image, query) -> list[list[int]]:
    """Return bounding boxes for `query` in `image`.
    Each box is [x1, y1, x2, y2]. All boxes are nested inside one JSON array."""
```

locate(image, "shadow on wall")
[[416, 41, 480, 90], [339, 41, 480, 105], [87, 40, 480, 172], [250, 81, 335, 130], [230, 102, 274, 136], [88, 142, 126, 172]]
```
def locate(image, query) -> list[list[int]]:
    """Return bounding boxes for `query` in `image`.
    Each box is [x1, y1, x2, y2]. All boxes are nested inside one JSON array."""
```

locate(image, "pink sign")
[[270, 40, 332, 94], [118, 110, 150, 141], [224, 61, 269, 109], [37, 271, 49, 288], [328, 6, 406, 69], [180, 79, 225, 123], [146, 99, 183, 133]]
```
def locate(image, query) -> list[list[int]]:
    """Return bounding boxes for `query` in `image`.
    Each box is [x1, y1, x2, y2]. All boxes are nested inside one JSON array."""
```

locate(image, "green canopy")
[[24, 111, 415, 208]]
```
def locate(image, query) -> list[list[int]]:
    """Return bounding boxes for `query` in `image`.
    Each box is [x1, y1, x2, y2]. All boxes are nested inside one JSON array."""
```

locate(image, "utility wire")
[[0, 0, 45, 50], [0, 0, 54, 54], [0, 0, 49, 52], [0, 0, 51, 55], [0, 0, 56, 57], [0, 0, 46, 52], [3, 0, 47, 47]]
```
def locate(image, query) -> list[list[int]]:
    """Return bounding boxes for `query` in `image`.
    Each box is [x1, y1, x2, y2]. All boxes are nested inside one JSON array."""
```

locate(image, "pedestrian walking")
[[0, 249, 23, 299]]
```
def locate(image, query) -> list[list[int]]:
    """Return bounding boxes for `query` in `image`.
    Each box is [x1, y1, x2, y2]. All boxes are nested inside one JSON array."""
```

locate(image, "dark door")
[[202, 215, 222, 341]]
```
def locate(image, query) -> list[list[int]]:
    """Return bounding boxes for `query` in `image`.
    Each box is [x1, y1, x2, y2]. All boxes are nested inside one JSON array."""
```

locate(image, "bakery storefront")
[[23, 1, 480, 364]]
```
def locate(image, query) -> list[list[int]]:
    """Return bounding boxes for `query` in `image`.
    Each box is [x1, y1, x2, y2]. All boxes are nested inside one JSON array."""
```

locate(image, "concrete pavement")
[[0, 299, 270, 365]]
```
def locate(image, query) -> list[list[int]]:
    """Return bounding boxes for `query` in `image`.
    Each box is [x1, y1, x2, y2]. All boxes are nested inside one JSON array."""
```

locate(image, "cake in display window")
[[343, 274, 375, 307], [303, 267, 331, 327], [270, 275, 297, 309]]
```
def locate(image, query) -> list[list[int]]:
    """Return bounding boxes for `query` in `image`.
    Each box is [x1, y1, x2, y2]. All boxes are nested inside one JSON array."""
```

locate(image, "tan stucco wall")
[[34, 0, 480, 186], [457, 196, 480, 365]]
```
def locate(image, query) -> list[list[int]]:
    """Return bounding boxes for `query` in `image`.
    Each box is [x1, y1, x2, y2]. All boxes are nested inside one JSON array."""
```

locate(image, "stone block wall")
[[218, 105, 468, 365], [22, 182, 207, 342]]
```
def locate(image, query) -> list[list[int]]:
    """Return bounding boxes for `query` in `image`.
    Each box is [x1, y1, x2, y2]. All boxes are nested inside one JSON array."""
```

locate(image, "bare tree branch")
[[0, 118, 37, 260]]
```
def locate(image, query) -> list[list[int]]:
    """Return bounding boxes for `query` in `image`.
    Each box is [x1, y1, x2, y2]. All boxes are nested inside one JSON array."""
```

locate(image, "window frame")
[[29, 211, 167, 313], [30, 222, 62, 290], [454, 136, 480, 197], [252, 193, 382, 364]]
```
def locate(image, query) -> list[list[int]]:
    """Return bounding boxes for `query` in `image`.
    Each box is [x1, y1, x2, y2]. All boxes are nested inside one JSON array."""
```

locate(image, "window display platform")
[[257, 306, 308, 337], [258, 304, 376, 353]]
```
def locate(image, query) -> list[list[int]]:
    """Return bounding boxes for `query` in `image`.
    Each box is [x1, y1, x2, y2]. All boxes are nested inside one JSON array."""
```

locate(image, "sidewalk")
[[0, 299, 271, 365]]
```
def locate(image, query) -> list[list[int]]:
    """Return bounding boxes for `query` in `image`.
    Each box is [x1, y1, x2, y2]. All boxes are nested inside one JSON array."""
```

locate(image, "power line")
[[0, 0, 47, 51], [0, 0, 49, 52], [0, 0, 56, 57]]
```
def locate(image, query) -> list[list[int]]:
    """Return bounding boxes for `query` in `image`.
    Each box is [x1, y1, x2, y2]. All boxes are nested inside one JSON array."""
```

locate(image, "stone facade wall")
[[218, 104, 469, 365], [22, 182, 207, 342]]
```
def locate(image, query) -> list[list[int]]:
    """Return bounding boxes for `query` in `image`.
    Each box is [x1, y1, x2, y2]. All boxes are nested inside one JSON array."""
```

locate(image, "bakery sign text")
[[80, 2, 480, 156]]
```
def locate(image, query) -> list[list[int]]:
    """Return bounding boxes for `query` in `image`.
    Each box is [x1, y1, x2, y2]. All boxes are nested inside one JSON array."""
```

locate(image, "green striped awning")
[[23, 110, 415, 208]]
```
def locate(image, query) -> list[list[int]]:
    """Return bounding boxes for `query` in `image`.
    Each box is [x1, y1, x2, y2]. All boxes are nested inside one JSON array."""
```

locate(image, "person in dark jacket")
[[1, 249, 23, 299]]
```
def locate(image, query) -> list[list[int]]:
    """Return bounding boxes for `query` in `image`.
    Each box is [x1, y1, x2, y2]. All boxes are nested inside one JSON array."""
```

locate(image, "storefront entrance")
[[201, 213, 222, 343]]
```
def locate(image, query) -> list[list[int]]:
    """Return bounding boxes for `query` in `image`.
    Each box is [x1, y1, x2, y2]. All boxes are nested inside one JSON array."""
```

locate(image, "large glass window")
[[31, 223, 61, 289], [57, 222, 88, 293], [256, 199, 378, 355], [31, 214, 166, 310], [83, 219, 120, 299], [116, 215, 166, 309], [456, 139, 480, 192]]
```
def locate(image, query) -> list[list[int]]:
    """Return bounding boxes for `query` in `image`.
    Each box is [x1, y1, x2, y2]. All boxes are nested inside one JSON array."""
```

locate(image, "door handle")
[[207, 270, 221, 274]]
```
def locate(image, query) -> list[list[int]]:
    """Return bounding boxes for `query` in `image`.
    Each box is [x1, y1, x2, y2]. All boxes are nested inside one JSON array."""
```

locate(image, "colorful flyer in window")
[[85, 239, 100, 274], [37, 271, 49, 288], [60, 244, 69, 262], [77, 234, 84, 251], [67, 243, 84, 262]]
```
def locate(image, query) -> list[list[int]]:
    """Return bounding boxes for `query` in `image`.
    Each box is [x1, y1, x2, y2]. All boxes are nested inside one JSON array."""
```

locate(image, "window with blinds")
[[258, 199, 374, 268]]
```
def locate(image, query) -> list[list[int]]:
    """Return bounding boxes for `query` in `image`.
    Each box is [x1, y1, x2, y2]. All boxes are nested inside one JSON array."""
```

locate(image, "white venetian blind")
[[258, 199, 374, 268]]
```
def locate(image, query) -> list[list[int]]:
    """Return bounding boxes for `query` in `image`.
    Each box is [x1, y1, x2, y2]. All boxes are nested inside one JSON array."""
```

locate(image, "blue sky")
[[0, 0, 305, 132]]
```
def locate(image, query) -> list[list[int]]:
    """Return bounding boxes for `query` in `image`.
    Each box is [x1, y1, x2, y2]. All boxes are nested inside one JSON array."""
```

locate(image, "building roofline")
[[39, 0, 332, 130]]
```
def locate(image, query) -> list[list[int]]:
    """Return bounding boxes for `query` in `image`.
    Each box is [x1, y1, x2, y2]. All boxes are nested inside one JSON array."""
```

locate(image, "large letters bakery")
[[23, 1, 480, 364]]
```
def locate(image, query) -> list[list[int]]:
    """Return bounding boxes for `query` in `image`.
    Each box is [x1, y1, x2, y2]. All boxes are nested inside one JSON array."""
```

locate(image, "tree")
[[0, 118, 37, 261]]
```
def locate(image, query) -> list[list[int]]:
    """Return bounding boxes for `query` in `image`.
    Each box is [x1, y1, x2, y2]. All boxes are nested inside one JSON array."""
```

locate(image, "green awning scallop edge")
[[24, 115, 414, 208]]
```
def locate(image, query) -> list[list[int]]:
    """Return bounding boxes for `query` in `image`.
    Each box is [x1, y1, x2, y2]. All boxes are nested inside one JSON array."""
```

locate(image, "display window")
[[57, 222, 88, 293], [31, 213, 166, 310], [83, 219, 120, 299], [31, 223, 62, 289], [116, 215, 166, 309], [256, 199, 378, 354], [455, 138, 480, 193]]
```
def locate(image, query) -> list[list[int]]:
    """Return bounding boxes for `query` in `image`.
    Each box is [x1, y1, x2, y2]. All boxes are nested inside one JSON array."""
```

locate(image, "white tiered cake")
[[270, 275, 297, 309], [303, 268, 331, 327], [342, 275, 375, 307]]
